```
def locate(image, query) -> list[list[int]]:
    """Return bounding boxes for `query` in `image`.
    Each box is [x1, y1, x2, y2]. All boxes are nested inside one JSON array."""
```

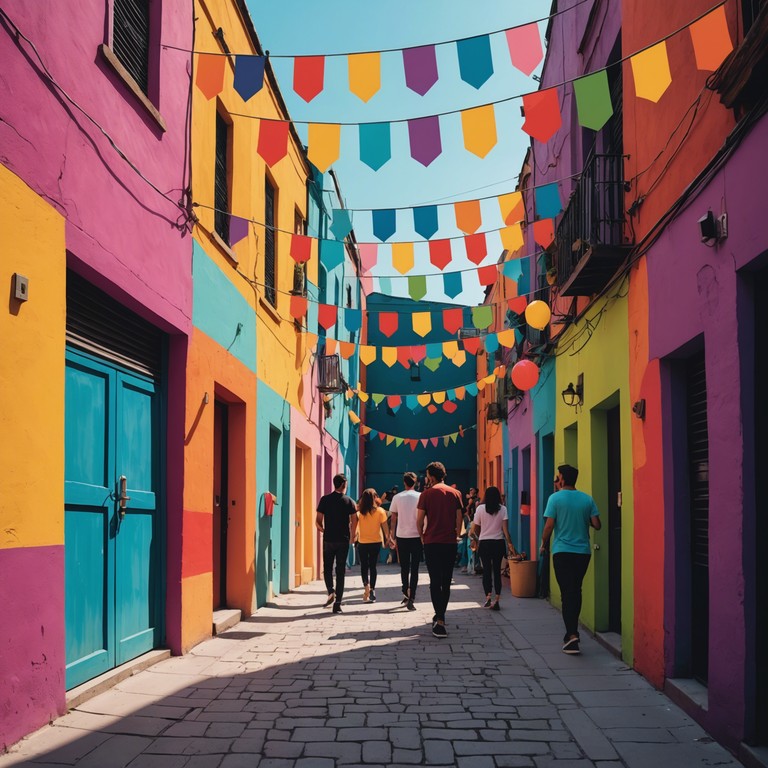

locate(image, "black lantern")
[[561, 374, 584, 408]]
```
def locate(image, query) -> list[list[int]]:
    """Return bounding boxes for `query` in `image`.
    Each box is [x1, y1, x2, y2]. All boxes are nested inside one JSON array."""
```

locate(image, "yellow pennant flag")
[[360, 425, 371, 435], [348, 52, 381, 102], [304, 332, 318, 350], [391, 242, 415, 275], [348, 410, 360, 424], [386, 434, 395, 445], [307, 123, 340, 172], [359, 345, 377, 365], [412, 311, 432, 337], [417, 393, 432, 408], [452, 350, 467, 367], [477, 378, 488, 391], [498, 191, 524, 225], [381, 346, 398, 368], [442, 340, 459, 359], [433, 391, 446, 404], [497, 329, 516, 347], [461, 104, 497, 159], [358, 390, 369, 403], [630, 41, 671, 103], [484, 374, 496, 385], [501, 223, 524, 253]]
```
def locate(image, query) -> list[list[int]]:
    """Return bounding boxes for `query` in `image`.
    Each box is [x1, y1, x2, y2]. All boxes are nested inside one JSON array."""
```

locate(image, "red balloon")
[[511, 360, 540, 391]]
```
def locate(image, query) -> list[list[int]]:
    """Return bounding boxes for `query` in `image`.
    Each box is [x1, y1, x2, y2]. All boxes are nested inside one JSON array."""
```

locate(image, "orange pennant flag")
[[196, 53, 225, 100], [308, 123, 340, 173], [339, 342, 355, 360], [461, 105, 497, 158], [325, 337, 337, 355], [454, 199, 482, 234], [454, 386, 466, 400], [630, 41, 672, 103], [348, 52, 381, 102], [689, 6, 733, 71], [498, 192, 524, 225]]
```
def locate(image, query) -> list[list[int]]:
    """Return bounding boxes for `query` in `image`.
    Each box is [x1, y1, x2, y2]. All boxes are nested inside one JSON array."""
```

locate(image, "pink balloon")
[[511, 360, 540, 391]]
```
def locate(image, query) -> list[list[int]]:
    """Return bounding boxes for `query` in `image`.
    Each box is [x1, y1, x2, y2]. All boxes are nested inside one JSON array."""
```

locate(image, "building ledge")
[[665, 676, 709, 715]]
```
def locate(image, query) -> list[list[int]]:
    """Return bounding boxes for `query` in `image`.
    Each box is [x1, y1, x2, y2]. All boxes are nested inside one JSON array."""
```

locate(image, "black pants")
[[424, 543, 457, 622], [552, 552, 591, 639], [358, 543, 381, 588], [479, 539, 507, 597], [397, 537, 423, 599], [323, 540, 348, 603]]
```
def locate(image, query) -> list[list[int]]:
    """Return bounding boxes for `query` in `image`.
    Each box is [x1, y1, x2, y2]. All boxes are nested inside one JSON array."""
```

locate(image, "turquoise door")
[[64, 348, 162, 689]]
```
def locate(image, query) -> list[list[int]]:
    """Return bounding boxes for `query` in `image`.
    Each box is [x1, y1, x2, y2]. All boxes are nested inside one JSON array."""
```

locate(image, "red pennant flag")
[[508, 296, 528, 314], [427, 405, 438, 414], [421, 439, 428, 448], [196, 54, 226, 100], [387, 395, 402, 409], [257, 120, 290, 167], [478, 264, 498, 287], [290, 234, 312, 263], [411, 345, 427, 363], [443, 400, 458, 414], [378, 432, 387, 441], [289, 294, 308, 320], [459, 426, 465, 438], [465, 233, 487, 265], [410, 440, 418, 452], [430, 437, 439, 447], [443, 307, 464, 334], [429, 240, 452, 270], [318, 304, 337, 330], [522, 88, 562, 143], [397, 346, 412, 368], [463, 336, 482, 355], [378, 312, 398, 338], [294, 56, 325, 102], [533, 219, 555, 248]]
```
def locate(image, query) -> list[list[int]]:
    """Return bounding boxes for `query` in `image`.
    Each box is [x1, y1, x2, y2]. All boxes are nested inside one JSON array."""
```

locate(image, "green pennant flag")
[[424, 356, 442, 372], [408, 274, 428, 301], [573, 70, 613, 131], [450, 432, 458, 444], [395, 437, 404, 447], [372, 393, 385, 405], [443, 436, 450, 447], [471, 305, 493, 329]]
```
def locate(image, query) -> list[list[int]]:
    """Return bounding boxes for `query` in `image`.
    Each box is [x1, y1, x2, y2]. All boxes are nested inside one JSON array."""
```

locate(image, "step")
[[212, 608, 242, 635]]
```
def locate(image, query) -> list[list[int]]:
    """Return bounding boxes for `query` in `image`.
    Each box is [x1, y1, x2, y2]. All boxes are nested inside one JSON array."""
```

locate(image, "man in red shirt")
[[416, 461, 464, 638]]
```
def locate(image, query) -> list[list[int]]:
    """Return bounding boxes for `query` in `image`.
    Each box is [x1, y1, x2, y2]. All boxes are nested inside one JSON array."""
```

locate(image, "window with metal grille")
[[112, 0, 151, 94], [318, 354, 342, 392], [265, 178, 276, 306], [292, 209, 307, 296], [214, 112, 230, 244]]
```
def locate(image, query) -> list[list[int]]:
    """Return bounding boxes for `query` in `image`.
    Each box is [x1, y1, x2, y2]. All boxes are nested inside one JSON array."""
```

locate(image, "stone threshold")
[[212, 608, 242, 635]]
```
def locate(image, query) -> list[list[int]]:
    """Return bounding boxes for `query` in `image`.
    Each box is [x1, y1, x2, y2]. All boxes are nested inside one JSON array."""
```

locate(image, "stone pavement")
[[0, 566, 742, 768]]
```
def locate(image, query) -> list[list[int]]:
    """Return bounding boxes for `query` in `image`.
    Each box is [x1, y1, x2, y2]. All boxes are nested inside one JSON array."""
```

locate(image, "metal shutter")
[[265, 179, 276, 306], [113, 0, 150, 94], [214, 112, 230, 243]]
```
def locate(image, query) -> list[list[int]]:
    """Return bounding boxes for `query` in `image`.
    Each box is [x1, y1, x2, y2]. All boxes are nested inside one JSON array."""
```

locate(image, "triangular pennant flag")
[[233, 55, 266, 101], [372, 209, 397, 242], [424, 357, 442, 372], [348, 52, 381, 102], [443, 271, 463, 299], [498, 329, 516, 347], [386, 435, 395, 445], [397, 346, 412, 369], [330, 209, 353, 241], [574, 70, 613, 131], [442, 340, 459, 359], [421, 438, 429, 448], [290, 234, 312, 263], [414, 206, 439, 239], [459, 425, 465, 438], [501, 223, 524, 253], [195, 53, 225, 100], [369, 430, 378, 439], [359, 345, 377, 365], [372, 393, 385, 405], [430, 437, 439, 448], [485, 334, 499, 355], [308, 123, 340, 173], [403, 45, 438, 95], [359, 122, 391, 171], [257, 120, 289, 167], [318, 304, 337, 330], [378, 312, 398, 338], [408, 275, 427, 301], [409, 440, 418, 452], [454, 199, 482, 234], [443, 435, 449, 446], [443, 400, 458, 414], [359, 243, 378, 272], [411, 345, 426, 363], [463, 336, 482, 355], [358, 390, 370, 403], [450, 433, 458, 444], [522, 88, 562, 143], [433, 391, 446, 404], [478, 264, 498, 287], [229, 216, 249, 246], [322, 240, 345, 271], [381, 347, 398, 368], [417, 394, 432, 407], [689, 6, 733, 71], [290, 294, 308, 320], [534, 184, 562, 219], [471, 305, 493, 330], [506, 22, 543, 76], [339, 342, 355, 360], [630, 41, 672, 103], [395, 438, 403, 447], [348, 410, 360, 424], [392, 242, 415, 275], [412, 311, 432, 337], [408, 116, 442, 167], [465, 233, 487, 265], [345, 308, 362, 334], [499, 192, 524, 225], [294, 56, 325, 102], [360, 425, 371, 435], [429, 240, 452, 270], [461, 105, 497, 158], [533, 219, 555, 247], [457, 35, 493, 88], [443, 308, 464, 334]]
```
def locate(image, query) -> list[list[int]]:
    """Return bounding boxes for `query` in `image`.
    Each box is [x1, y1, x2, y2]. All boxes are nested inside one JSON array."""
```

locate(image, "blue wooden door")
[[65, 348, 161, 689]]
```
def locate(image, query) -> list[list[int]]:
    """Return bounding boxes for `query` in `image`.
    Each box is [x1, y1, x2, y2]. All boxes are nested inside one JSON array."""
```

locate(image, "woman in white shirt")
[[469, 486, 518, 610]]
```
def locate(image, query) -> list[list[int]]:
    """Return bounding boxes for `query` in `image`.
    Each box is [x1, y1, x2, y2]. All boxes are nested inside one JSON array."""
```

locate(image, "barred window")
[[112, 0, 150, 94], [265, 177, 277, 306], [214, 112, 230, 244]]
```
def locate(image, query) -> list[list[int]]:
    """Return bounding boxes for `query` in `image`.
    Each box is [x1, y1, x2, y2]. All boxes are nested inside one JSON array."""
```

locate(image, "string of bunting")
[[347, 414, 478, 451], [194, 5, 731, 170]]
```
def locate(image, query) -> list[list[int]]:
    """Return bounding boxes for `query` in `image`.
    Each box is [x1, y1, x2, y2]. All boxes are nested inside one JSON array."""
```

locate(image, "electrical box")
[[13, 273, 29, 302]]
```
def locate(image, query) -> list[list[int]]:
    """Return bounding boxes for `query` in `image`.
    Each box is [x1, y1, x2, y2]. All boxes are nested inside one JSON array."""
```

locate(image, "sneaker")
[[369, 589, 376, 603], [363, 585, 370, 603], [491, 599, 501, 612], [483, 596, 493, 608], [323, 592, 335, 608], [406, 600, 416, 611], [432, 622, 447, 638], [562, 637, 580, 654], [332, 603, 343, 614]]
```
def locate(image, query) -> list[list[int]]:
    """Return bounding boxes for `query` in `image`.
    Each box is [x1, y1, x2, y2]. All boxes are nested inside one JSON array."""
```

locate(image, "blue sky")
[[246, 0, 551, 303]]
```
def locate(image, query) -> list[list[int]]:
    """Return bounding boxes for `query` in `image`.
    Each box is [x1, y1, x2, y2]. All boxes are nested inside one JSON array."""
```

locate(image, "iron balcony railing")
[[555, 153, 630, 296]]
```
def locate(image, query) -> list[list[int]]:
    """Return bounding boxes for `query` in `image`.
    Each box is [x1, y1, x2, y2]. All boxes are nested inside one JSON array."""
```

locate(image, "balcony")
[[555, 153, 630, 297]]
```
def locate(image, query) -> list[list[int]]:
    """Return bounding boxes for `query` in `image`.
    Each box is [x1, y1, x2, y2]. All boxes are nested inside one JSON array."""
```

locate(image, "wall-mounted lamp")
[[561, 374, 584, 409], [409, 362, 421, 382], [632, 399, 646, 420]]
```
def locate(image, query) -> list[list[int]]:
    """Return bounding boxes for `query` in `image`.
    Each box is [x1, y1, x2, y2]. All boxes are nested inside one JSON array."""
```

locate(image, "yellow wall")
[[0, 165, 66, 549]]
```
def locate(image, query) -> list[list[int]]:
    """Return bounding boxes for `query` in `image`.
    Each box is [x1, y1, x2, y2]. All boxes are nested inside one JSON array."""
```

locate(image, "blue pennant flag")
[[378, 276, 392, 294], [321, 240, 345, 271], [502, 258, 523, 281], [330, 209, 352, 241], [534, 183, 562, 219], [485, 333, 499, 355], [443, 271, 463, 299], [517, 257, 531, 296], [406, 395, 419, 411], [456, 35, 494, 89], [359, 122, 392, 171], [465, 382, 479, 397], [233, 55, 265, 101], [413, 206, 439, 239], [368, 429, 378, 439], [372, 209, 397, 242], [426, 342, 443, 358], [447, 389, 456, 401], [345, 308, 362, 334]]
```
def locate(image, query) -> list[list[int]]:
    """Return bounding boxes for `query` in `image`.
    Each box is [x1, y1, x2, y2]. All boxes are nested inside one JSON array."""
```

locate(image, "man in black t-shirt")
[[315, 473, 358, 614]]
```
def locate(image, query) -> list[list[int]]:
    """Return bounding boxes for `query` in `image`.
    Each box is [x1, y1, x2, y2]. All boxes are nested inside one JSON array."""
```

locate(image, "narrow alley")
[[0, 568, 740, 768]]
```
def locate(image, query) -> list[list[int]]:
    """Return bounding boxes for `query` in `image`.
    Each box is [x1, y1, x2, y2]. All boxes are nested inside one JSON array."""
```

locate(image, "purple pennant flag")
[[403, 45, 439, 96], [229, 215, 250, 245], [408, 116, 442, 167]]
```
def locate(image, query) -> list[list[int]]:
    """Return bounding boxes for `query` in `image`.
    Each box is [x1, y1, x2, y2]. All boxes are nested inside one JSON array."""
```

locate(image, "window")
[[112, 0, 151, 94], [265, 177, 277, 306], [214, 111, 230, 244], [346, 285, 352, 308], [292, 209, 307, 296]]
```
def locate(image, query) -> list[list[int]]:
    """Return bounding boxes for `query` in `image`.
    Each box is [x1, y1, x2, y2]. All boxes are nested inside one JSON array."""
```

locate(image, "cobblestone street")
[[0, 567, 741, 768]]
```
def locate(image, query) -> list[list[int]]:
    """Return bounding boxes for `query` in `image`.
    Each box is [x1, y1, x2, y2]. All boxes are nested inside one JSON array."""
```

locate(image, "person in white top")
[[469, 486, 519, 610], [388, 471, 422, 611]]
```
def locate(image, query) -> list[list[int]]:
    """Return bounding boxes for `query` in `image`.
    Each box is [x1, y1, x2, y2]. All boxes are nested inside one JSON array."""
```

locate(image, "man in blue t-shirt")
[[540, 464, 601, 655]]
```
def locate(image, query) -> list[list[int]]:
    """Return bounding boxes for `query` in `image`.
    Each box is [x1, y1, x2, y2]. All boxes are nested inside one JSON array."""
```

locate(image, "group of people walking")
[[315, 461, 600, 652]]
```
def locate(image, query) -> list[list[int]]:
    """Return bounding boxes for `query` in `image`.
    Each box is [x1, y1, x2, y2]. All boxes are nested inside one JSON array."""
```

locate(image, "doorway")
[[212, 401, 229, 610], [606, 406, 622, 635]]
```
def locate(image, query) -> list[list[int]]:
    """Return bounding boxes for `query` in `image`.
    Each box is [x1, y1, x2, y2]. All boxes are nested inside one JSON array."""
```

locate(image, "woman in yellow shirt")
[[357, 488, 390, 603]]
